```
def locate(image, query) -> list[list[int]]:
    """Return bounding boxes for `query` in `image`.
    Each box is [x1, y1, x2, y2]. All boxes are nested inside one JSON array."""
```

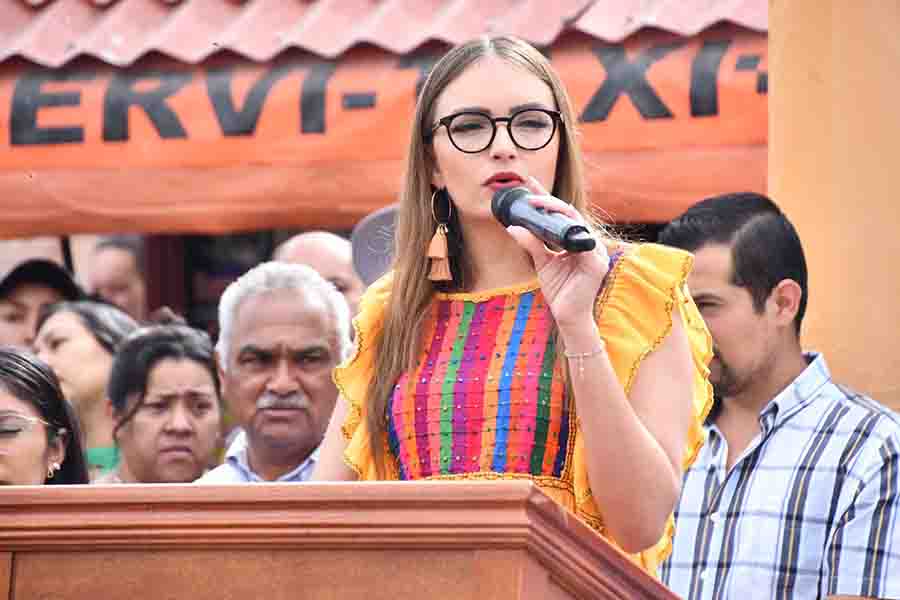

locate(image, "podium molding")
[[0, 481, 676, 599]]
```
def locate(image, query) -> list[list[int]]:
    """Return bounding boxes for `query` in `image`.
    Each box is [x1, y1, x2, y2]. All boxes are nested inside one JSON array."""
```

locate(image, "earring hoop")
[[47, 462, 61, 479], [431, 189, 451, 225], [427, 188, 453, 282]]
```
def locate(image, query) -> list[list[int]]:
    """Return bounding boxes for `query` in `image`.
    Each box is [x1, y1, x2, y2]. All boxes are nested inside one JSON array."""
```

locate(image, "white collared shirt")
[[195, 431, 320, 484]]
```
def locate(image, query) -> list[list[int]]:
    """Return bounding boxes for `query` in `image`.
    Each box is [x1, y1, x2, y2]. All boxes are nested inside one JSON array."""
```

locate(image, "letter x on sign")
[[581, 43, 684, 122]]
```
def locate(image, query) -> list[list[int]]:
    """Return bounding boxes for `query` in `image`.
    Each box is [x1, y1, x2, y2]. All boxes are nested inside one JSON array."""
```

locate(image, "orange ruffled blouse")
[[334, 243, 713, 575]]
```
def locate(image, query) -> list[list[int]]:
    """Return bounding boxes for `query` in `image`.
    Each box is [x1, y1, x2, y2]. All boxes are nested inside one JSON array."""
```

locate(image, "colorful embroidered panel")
[[386, 287, 572, 480]]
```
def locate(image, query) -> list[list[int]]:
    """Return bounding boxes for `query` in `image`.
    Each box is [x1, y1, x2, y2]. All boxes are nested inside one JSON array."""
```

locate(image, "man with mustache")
[[196, 262, 352, 483], [658, 193, 900, 600]]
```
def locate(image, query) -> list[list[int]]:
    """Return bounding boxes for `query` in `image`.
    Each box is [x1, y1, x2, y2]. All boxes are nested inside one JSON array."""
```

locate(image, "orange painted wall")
[[769, 1, 900, 409]]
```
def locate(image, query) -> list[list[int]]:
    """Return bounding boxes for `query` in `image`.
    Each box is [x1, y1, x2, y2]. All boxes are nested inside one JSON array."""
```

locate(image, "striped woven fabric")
[[386, 284, 572, 480]]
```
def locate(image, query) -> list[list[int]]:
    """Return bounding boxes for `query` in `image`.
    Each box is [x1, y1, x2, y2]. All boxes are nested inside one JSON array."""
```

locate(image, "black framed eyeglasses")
[[426, 108, 562, 154]]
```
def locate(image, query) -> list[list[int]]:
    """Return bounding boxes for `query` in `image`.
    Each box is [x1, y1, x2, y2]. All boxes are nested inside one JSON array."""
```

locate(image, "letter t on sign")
[[300, 62, 337, 134]]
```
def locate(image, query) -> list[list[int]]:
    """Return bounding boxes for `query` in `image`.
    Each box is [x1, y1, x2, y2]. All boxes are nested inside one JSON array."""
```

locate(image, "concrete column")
[[769, 1, 900, 408]]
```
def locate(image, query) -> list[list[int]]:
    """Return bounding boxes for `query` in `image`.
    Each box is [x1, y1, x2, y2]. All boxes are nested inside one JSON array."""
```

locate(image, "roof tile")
[[73, 0, 172, 66], [4, 0, 103, 68], [1, 0, 767, 67], [216, 0, 313, 62]]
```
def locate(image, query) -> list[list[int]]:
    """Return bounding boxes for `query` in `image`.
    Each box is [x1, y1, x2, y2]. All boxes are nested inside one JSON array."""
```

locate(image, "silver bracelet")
[[563, 339, 607, 377]]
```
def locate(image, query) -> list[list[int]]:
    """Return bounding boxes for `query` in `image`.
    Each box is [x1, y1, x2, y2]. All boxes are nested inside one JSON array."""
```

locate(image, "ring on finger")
[[542, 241, 566, 255]]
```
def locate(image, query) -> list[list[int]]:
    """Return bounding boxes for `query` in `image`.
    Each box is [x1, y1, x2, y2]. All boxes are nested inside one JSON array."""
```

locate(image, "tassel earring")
[[428, 189, 453, 282]]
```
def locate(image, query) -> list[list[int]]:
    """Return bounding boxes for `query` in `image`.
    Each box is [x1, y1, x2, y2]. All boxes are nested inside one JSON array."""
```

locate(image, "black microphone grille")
[[491, 186, 530, 225]]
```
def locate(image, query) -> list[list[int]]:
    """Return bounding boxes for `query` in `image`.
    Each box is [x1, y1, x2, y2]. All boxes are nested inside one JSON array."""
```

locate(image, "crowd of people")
[[0, 34, 897, 599], [0, 233, 357, 489]]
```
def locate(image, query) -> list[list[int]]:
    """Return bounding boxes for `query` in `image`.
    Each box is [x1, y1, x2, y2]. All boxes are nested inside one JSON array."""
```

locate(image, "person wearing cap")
[[0, 259, 83, 349]]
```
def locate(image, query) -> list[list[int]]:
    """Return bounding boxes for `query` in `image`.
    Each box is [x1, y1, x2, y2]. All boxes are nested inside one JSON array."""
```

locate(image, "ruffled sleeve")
[[570, 242, 714, 573], [332, 271, 400, 480]]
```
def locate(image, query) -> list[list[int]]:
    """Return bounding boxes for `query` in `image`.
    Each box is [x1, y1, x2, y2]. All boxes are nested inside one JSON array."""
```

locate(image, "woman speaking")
[[313, 35, 712, 576]]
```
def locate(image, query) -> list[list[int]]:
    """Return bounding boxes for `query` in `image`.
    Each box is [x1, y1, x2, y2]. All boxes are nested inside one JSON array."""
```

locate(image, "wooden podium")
[[0, 481, 677, 599]]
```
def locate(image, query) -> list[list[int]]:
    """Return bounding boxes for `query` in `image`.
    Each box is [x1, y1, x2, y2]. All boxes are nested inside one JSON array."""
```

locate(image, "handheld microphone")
[[491, 187, 596, 253]]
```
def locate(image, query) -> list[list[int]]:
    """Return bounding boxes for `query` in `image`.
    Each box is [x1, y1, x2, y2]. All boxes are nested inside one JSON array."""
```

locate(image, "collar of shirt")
[[225, 430, 320, 483], [709, 351, 831, 441], [664, 353, 900, 599]]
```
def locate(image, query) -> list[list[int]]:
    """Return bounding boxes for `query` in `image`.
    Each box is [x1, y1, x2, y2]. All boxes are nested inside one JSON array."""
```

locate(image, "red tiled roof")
[[2, 0, 767, 68]]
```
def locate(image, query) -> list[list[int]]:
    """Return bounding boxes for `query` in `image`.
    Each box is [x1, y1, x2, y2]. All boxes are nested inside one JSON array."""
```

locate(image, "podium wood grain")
[[0, 552, 9, 599], [0, 481, 677, 599]]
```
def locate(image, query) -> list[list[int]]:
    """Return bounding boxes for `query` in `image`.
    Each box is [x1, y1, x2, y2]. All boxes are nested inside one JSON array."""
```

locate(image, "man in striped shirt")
[[658, 193, 900, 600]]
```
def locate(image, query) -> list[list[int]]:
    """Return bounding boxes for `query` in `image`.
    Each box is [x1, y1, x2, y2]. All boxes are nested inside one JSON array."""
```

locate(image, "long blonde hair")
[[366, 36, 591, 475]]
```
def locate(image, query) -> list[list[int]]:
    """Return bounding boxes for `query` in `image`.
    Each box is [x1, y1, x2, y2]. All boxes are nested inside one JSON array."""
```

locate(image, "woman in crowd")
[[96, 321, 222, 483], [33, 300, 139, 476], [0, 347, 89, 485], [313, 35, 713, 575]]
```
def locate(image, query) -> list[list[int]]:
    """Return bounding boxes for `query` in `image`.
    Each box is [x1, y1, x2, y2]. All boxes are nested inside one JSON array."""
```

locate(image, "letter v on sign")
[[206, 64, 301, 136]]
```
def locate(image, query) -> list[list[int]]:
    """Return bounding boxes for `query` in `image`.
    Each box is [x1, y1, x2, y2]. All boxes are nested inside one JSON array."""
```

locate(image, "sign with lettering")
[[0, 27, 766, 236]]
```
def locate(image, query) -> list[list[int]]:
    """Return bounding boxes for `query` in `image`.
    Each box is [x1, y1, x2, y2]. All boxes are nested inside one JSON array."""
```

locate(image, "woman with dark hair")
[[95, 322, 222, 484], [33, 300, 139, 476], [312, 35, 713, 575], [0, 346, 89, 485]]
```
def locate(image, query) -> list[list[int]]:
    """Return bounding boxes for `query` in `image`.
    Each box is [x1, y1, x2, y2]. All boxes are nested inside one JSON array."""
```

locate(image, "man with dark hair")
[[88, 235, 147, 321], [659, 192, 900, 600]]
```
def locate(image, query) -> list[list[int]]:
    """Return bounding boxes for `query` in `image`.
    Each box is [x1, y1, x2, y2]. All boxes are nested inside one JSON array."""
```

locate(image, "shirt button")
[[700, 569, 712, 581], [710, 513, 722, 524]]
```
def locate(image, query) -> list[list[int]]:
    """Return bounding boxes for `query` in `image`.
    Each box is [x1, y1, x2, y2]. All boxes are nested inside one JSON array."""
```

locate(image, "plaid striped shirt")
[[661, 353, 900, 599]]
